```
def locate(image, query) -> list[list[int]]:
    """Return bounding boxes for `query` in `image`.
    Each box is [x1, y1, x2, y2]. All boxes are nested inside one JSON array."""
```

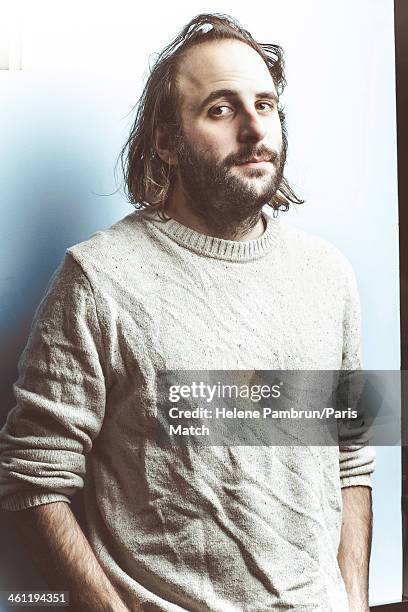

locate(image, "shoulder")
[[64, 209, 162, 289], [61, 209, 163, 299], [67, 210, 149, 266], [274, 217, 356, 282]]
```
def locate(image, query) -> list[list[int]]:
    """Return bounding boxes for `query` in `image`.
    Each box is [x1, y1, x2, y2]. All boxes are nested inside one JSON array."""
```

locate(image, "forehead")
[[176, 39, 276, 109]]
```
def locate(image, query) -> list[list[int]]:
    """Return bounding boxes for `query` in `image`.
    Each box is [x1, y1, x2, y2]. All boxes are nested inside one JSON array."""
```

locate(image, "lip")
[[238, 159, 271, 168]]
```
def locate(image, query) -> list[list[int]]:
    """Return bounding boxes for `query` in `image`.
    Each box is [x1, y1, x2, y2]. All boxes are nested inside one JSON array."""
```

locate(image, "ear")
[[155, 126, 178, 166]]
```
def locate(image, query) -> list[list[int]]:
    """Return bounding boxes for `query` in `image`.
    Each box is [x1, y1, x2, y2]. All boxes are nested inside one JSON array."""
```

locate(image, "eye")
[[256, 101, 276, 112], [208, 105, 234, 118]]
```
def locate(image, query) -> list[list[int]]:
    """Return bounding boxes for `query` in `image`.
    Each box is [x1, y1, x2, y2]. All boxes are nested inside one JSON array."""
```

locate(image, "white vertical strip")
[[0, 0, 22, 70]]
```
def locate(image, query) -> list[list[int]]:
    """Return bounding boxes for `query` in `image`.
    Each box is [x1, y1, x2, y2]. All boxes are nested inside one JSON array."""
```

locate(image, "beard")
[[174, 132, 286, 238]]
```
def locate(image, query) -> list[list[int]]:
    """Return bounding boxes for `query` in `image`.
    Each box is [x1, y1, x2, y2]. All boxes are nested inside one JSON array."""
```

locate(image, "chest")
[[106, 261, 344, 371]]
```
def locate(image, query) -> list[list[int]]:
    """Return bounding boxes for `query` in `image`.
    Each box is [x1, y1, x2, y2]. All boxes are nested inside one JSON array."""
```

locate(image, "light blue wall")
[[0, 0, 400, 606]]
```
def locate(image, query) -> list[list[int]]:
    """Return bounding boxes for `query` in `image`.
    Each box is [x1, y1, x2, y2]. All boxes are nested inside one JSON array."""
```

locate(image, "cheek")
[[269, 115, 283, 144], [183, 122, 236, 156], [277, 118, 284, 147], [265, 128, 283, 156]]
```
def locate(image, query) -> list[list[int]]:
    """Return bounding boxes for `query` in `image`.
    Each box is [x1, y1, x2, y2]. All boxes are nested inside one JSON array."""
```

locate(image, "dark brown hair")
[[119, 13, 303, 213]]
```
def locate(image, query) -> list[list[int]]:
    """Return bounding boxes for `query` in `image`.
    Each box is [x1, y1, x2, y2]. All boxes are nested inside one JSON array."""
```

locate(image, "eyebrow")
[[199, 88, 279, 111]]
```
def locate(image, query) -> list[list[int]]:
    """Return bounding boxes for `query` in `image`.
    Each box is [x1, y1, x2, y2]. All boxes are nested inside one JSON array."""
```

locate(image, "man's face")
[[173, 39, 284, 235]]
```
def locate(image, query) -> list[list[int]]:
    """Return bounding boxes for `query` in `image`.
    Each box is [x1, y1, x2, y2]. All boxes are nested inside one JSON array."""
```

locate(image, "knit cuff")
[[0, 492, 71, 511], [340, 474, 372, 489]]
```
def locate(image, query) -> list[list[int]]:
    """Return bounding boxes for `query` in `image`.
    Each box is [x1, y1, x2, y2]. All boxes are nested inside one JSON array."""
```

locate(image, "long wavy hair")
[[119, 13, 304, 214]]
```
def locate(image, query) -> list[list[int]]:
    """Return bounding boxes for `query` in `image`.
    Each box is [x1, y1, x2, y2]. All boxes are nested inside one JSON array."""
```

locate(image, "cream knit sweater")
[[0, 209, 375, 611]]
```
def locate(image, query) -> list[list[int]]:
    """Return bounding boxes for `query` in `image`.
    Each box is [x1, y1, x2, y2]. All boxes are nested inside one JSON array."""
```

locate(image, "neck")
[[165, 182, 266, 241]]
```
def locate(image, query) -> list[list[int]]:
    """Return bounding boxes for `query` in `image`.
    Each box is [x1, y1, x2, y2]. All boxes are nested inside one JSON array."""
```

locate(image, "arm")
[[338, 261, 375, 611], [0, 255, 106, 510], [0, 257, 135, 609], [12, 501, 135, 612], [337, 486, 372, 612]]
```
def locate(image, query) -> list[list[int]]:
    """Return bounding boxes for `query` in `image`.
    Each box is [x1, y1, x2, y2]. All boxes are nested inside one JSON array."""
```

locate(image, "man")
[[0, 13, 374, 612]]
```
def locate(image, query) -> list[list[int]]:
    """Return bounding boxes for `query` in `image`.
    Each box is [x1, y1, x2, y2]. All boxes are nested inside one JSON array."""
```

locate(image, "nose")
[[238, 108, 267, 144]]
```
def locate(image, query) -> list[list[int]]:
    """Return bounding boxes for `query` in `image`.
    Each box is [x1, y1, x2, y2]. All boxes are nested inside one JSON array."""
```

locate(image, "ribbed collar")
[[142, 209, 280, 262]]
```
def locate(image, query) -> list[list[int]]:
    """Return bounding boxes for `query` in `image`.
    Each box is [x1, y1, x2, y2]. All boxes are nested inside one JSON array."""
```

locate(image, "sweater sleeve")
[[339, 261, 376, 489], [0, 254, 107, 510]]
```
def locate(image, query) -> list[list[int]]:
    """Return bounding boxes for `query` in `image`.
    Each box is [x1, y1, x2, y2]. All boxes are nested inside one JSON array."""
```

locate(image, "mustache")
[[224, 145, 280, 167]]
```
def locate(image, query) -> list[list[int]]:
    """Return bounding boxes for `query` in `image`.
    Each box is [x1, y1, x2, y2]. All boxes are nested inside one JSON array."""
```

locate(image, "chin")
[[233, 167, 275, 182], [240, 176, 275, 193]]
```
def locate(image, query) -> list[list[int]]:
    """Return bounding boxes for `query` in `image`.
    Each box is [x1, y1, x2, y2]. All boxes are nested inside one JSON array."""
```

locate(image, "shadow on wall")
[[0, 95, 129, 602]]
